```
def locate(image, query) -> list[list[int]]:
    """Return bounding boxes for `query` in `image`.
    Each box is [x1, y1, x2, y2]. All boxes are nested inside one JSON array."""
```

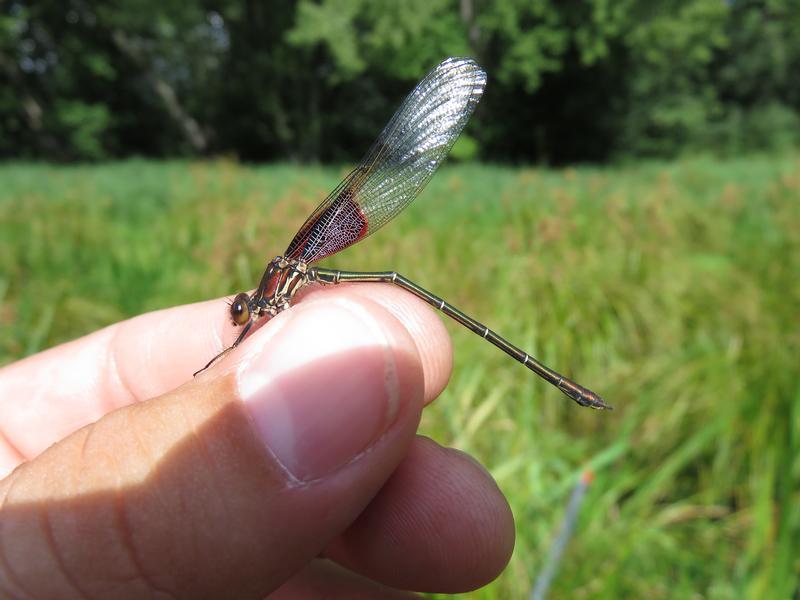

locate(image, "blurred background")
[[1, 1, 799, 598], [3, 0, 800, 162]]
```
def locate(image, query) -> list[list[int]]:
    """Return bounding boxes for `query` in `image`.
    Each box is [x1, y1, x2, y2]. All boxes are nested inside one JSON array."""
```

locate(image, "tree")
[[1, 0, 798, 162]]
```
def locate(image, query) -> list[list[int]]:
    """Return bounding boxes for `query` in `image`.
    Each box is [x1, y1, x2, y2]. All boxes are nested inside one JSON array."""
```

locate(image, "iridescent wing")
[[285, 57, 487, 264]]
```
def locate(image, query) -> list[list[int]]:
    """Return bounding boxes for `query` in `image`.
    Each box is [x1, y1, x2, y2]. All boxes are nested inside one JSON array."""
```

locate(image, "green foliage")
[[448, 133, 479, 161], [0, 1, 799, 162], [617, 1, 729, 156], [477, 0, 569, 92], [744, 102, 800, 151], [1, 158, 799, 596], [53, 100, 110, 159], [288, 0, 368, 76], [288, 0, 467, 79]]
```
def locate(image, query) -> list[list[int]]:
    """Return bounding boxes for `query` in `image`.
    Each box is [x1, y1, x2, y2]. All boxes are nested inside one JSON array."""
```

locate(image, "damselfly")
[[197, 57, 610, 410]]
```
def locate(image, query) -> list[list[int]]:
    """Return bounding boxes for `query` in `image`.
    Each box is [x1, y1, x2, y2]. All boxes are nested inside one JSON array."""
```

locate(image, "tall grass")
[[1, 156, 798, 597]]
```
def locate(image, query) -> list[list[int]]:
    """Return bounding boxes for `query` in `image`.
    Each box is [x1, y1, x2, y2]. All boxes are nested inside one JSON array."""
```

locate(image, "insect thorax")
[[254, 256, 310, 315]]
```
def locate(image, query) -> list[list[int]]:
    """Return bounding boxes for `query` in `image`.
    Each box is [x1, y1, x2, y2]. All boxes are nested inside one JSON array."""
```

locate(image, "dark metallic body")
[[198, 257, 610, 410], [195, 58, 609, 410]]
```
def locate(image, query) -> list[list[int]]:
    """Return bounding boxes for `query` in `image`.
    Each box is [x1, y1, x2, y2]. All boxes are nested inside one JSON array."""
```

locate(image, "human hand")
[[0, 284, 514, 598]]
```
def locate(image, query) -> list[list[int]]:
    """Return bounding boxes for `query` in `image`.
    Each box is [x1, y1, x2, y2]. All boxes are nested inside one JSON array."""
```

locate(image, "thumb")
[[0, 297, 425, 599]]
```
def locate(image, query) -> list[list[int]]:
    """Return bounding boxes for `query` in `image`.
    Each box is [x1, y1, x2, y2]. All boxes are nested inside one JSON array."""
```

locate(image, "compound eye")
[[230, 292, 251, 326]]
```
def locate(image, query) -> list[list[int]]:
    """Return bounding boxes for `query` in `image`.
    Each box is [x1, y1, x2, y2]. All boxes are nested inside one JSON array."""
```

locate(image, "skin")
[[0, 284, 515, 599]]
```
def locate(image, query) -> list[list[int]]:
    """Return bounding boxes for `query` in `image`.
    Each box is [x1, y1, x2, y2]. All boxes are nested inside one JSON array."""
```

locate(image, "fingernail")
[[237, 301, 401, 482]]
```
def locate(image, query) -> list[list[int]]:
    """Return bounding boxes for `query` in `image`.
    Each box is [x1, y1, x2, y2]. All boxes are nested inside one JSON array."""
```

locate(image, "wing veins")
[[284, 58, 486, 263]]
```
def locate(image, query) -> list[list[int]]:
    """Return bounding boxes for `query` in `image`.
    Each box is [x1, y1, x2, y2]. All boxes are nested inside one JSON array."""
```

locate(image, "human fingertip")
[[238, 299, 423, 482]]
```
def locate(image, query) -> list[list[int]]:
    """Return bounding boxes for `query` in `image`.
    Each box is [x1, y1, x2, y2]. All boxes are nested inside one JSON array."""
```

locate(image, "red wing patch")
[[285, 186, 368, 263]]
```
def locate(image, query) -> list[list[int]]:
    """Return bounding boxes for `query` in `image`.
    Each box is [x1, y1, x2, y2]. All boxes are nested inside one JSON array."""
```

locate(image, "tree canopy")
[[1, 0, 798, 163]]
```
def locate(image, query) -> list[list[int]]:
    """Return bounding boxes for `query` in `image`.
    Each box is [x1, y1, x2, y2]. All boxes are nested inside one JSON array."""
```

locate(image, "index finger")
[[0, 285, 452, 475]]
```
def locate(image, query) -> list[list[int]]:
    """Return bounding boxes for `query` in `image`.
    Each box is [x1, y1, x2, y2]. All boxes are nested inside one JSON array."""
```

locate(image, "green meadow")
[[1, 156, 798, 598]]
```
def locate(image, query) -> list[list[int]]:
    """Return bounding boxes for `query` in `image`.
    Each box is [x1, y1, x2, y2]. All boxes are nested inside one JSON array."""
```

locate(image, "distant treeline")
[[2, 1, 799, 164]]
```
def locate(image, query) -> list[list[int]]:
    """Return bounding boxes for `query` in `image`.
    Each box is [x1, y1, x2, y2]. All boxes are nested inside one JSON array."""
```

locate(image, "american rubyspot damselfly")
[[197, 57, 610, 410]]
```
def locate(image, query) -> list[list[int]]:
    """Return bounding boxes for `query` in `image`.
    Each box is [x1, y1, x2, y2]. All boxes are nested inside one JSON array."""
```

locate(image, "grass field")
[[1, 156, 799, 598]]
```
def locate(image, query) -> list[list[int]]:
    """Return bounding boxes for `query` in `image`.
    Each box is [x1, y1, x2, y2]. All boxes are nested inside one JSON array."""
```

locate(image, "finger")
[[271, 560, 419, 599], [0, 283, 451, 474], [0, 296, 426, 598], [300, 283, 452, 403], [326, 436, 515, 593]]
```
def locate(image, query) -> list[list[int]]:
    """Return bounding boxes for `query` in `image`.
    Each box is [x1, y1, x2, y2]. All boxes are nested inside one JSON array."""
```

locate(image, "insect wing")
[[285, 57, 487, 264]]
